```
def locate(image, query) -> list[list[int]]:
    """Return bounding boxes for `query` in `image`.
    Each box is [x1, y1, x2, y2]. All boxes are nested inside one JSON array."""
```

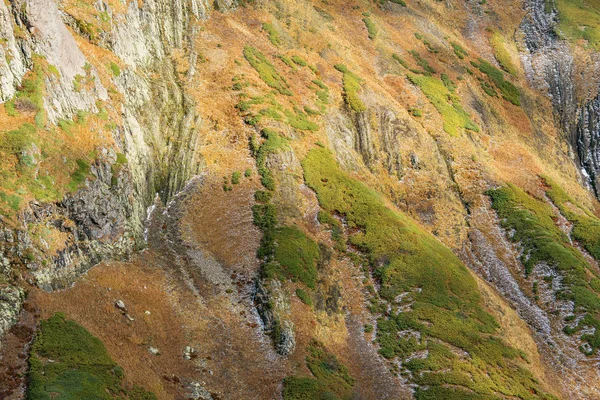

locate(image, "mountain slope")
[[2, 0, 600, 398]]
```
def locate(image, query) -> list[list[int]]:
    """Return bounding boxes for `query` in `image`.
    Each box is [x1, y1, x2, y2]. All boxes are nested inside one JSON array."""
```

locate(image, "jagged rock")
[[254, 279, 295, 356], [183, 345, 198, 360], [0, 286, 24, 349], [11, 0, 108, 122], [521, 0, 600, 195], [187, 382, 213, 400], [214, 0, 237, 12], [0, 1, 27, 101], [576, 95, 600, 195]]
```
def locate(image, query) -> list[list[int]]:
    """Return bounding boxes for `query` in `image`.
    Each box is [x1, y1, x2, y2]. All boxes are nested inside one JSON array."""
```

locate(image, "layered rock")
[[521, 0, 600, 194], [0, 0, 231, 339]]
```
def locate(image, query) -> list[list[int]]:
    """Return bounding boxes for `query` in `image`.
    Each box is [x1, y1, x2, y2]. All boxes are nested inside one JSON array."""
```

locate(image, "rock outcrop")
[[521, 0, 600, 194], [0, 0, 230, 337]]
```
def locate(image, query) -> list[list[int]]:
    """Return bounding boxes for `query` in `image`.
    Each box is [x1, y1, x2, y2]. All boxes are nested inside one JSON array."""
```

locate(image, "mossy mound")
[[27, 313, 156, 400]]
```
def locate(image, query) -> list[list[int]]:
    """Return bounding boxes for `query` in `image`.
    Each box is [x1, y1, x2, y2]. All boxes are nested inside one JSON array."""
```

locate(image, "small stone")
[[183, 345, 198, 360], [148, 347, 160, 355], [144, 310, 151, 315], [115, 300, 127, 313]]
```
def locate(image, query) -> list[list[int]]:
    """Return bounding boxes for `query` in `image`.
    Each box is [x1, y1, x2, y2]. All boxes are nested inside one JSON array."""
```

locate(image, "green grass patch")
[[392, 54, 409, 69], [109, 62, 121, 77], [265, 226, 320, 289], [283, 340, 354, 400], [12, 57, 47, 127], [291, 55, 307, 67], [252, 128, 289, 191], [441, 73, 457, 92], [408, 50, 436, 75], [0, 191, 23, 213], [490, 31, 517, 75], [296, 288, 313, 306], [0, 123, 36, 154], [487, 184, 600, 354], [312, 80, 330, 105], [284, 108, 319, 131], [407, 74, 479, 136], [263, 23, 281, 46], [363, 17, 378, 39], [303, 148, 556, 399], [543, 177, 600, 261], [232, 171, 241, 184], [27, 313, 156, 400], [304, 106, 321, 116], [334, 65, 366, 113], [244, 46, 292, 96], [451, 42, 469, 59], [68, 159, 91, 192], [278, 55, 297, 69], [471, 58, 520, 105], [554, 0, 600, 49]]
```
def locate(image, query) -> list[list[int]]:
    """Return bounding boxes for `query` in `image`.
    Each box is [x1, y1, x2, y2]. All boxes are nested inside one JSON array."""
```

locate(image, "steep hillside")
[[3, 0, 600, 399]]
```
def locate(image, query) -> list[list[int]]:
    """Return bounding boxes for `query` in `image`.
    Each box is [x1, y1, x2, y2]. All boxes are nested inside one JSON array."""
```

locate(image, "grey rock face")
[[576, 96, 600, 194], [0, 285, 24, 349], [521, 0, 600, 194], [187, 382, 214, 400], [254, 278, 296, 356], [0, 1, 28, 101], [12, 0, 108, 122], [106, 0, 204, 207], [521, 0, 557, 52], [15, 154, 136, 291], [326, 106, 409, 179]]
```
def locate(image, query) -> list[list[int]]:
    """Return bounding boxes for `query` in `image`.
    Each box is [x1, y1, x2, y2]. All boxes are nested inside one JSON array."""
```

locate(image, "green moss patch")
[[68, 159, 91, 193], [451, 42, 469, 59], [490, 31, 517, 76], [263, 23, 281, 46], [296, 288, 313, 306], [471, 58, 520, 105], [27, 313, 156, 400], [267, 226, 320, 289], [109, 62, 121, 77], [362, 17, 378, 40], [553, 0, 600, 50], [334, 65, 366, 113], [244, 46, 292, 96], [283, 340, 354, 400], [291, 55, 307, 67], [407, 74, 479, 136], [408, 50, 436, 76]]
